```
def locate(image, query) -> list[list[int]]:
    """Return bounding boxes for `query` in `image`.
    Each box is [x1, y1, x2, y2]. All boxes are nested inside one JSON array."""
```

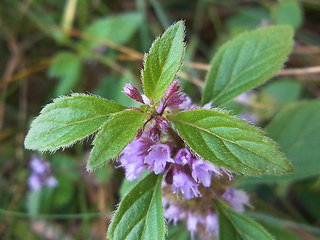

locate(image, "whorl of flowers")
[[120, 80, 233, 199], [162, 180, 251, 239], [121, 80, 251, 238]]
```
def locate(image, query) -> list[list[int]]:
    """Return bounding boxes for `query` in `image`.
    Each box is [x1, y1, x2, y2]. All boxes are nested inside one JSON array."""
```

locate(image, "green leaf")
[[215, 201, 274, 240], [248, 213, 302, 240], [120, 170, 149, 198], [142, 21, 185, 102], [167, 224, 190, 240], [273, 0, 302, 29], [169, 109, 293, 175], [263, 100, 320, 180], [48, 51, 82, 96], [262, 79, 301, 105], [227, 7, 270, 35], [107, 174, 165, 240], [87, 109, 146, 171], [82, 12, 143, 49], [24, 94, 126, 151], [202, 25, 294, 106]]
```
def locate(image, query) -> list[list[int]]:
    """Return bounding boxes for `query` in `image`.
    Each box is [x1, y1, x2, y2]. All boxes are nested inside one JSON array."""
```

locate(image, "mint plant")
[[25, 21, 294, 239]]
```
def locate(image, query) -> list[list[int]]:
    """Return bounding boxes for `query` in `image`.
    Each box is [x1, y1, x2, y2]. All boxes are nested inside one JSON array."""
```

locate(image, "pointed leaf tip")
[[142, 21, 185, 102], [169, 109, 293, 176], [24, 94, 126, 152], [202, 25, 294, 106]]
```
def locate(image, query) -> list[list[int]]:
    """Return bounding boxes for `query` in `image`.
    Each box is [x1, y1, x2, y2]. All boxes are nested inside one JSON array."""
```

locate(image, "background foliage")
[[1, 0, 320, 239]]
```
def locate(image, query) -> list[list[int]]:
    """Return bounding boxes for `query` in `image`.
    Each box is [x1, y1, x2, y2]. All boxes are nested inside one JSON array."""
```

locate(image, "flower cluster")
[[164, 201, 219, 239], [120, 80, 232, 199], [120, 80, 252, 238], [163, 186, 250, 239], [28, 156, 58, 191]]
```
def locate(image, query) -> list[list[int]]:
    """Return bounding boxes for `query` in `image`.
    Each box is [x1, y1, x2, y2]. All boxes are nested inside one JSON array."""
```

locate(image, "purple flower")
[[119, 137, 152, 181], [117, 80, 245, 203], [145, 144, 174, 174], [172, 171, 201, 199], [174, 148, 191, 165], [28, 174, 42, 191], [222, 188, 250, 212], [30, 156, 50, 175], [191, 158, 220, 187], [166, 92, 188, 108], [164, 204, 181, 225], [205, 213, 219, 236], [177, 96, 191, 109], [187, 213, 202, 239], [121, 159, 146, 181], [123, 83, 144, 103], [45, 176, 58, 188], [28, 156, 57, 191]]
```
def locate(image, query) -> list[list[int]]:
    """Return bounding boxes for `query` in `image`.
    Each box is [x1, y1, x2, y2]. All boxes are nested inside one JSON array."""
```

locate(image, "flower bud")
[[174, 148, 191, 165], [123, 83, 144, 103], [163, 80, 181, 99], [166, 92, 187, 107]]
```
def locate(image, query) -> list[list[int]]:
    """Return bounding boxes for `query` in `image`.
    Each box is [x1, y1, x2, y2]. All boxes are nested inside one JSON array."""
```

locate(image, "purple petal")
[[28, 174, 42, 191], [120, 155, 146, 181], [174, 149, 191, 165], [187, 213, 201, 239], [172, 171, 201, 199], [206, 213, 219, 236], [164, 205, 181, 225], [191, 158, 220, 187], [222, 188, 250, 212], [45, 176, 58, 188], [30, 156, 49, 175], [145, 144, 173, 174]]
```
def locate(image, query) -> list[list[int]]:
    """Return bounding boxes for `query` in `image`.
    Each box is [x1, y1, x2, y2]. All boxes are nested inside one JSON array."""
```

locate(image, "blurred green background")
[[1, 0, 320, 239]]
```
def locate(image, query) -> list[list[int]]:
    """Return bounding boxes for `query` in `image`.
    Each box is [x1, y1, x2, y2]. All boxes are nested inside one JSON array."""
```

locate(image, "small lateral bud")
[[123, 83, 144, 103], [164, 80, 181, 99]]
